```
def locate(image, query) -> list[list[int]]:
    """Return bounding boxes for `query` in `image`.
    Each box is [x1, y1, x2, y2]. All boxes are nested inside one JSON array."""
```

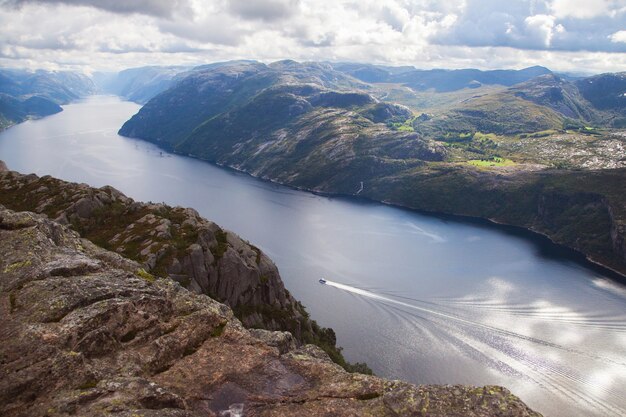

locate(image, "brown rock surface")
[[0, 205, 541, 416], [0, 166, 306, 337]]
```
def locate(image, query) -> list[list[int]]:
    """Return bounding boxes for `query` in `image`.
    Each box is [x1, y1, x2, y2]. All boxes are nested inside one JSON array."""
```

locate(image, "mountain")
[[93, 66, 190, 104], [119, 60, 443, 190], [509, 74, 600, 121], [0, 182, 540, 416], [92, 61, 263, 104], [412, 74, 602, 136], [0, 93, 62, 130], [575, 72, 626, 127], [0, 68, 95, 104], [119, 60, 626, 277], [331, 63, 552, 92], [0, 68, 95, 130]]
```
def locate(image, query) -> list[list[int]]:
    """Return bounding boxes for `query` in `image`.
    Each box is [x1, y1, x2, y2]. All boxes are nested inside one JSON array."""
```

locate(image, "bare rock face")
[[0, 205, 541, 417], [0, 169, 306, 338], [0, 159, 7, 172]]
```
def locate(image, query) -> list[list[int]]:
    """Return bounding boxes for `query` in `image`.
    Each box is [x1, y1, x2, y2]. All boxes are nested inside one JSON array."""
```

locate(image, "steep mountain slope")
[[412, 74, 602, 136], [119, 60, 445, 190], [0, 203, 540, 417], [575, 72, 626, 127], [0, 68, 95, 130], [509, 74, 600, 121]]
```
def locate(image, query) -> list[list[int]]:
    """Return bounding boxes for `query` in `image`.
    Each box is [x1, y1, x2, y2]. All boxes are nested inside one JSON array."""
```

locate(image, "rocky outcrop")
[[0, 166, 331, 356], [0, 205, 541, 416]]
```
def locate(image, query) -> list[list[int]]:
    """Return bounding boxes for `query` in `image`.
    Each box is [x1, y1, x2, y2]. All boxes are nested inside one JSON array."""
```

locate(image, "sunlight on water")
[[323, 279, 626, 416]]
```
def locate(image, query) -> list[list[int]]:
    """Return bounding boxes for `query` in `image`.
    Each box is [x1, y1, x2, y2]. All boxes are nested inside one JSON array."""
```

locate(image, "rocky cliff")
[[0, 164, 357, 371], [0, 204, 541, 416]]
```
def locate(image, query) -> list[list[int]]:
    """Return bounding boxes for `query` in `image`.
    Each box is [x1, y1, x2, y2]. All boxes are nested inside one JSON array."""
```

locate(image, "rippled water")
[[1, 96, 625, 417]]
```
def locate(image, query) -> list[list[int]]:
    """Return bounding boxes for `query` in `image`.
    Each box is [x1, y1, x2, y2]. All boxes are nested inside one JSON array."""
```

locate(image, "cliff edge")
[[0, 164, 359, 370], [0, 204, 541, 416]]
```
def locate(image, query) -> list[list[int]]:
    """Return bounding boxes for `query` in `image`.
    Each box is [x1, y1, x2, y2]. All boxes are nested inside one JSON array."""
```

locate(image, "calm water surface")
[[1, 96, 625, 417]]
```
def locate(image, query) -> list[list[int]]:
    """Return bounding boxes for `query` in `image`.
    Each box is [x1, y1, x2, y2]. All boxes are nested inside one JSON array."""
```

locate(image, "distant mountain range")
[[0, 68, 95, 130], [330, 63, 553, 91]]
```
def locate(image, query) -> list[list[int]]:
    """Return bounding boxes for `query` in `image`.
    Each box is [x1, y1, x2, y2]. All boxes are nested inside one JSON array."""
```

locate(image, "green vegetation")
[[9, 292, 17, 313], [467, 157, 515, 167], [389, 115, 417, 132], [3, 259, 31, 273], [135, 268, 155, 283], [210, 321, 227, 337], [76, 380, 98, 390], [212, 228, 229, 259]]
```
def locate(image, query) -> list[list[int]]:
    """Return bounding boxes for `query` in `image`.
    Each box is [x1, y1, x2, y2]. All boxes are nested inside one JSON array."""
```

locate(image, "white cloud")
[[0, 0, 624, 73], [228, 0, 300, 21], [549, 0, 616, 19], [609, 30, 626, 43], [524, 14, 562, 47], [1, 0, 193, 18]]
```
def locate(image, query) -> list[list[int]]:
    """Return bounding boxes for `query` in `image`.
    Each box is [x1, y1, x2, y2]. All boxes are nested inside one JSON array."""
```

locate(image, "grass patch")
[[467, 157, 516, 167], [3, 259, 31, 273], [389, 115, 416, 132], [135, 268, 155, 283]]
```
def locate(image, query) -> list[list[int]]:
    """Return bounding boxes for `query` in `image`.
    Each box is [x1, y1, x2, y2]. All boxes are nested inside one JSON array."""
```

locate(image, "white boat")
[[319, 278, 327, 284]]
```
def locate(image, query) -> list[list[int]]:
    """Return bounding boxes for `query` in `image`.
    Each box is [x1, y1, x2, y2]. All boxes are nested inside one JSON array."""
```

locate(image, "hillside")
[[576, 72, 626, 126], [0, 200, 540, 416], [0, 93, 62, 130], [119, 60, 626, 277], [0, 68, 95, 130]]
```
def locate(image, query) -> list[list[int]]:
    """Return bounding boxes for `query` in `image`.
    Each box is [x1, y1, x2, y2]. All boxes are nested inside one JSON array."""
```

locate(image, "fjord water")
[[1, 96, 625, 417]]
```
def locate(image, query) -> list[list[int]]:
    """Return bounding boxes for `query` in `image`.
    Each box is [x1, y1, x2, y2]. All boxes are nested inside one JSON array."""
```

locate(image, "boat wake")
[[322, 279, 626, 417]]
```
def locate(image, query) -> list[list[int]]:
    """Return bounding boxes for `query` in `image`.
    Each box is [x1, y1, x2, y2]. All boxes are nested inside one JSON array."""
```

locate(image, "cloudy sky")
[[1, 0, 625, 73]]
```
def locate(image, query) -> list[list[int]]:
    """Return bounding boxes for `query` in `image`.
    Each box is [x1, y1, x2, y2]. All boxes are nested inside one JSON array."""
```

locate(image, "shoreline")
[[159, 146, 626, 284], [8, 98, 624, 284]]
